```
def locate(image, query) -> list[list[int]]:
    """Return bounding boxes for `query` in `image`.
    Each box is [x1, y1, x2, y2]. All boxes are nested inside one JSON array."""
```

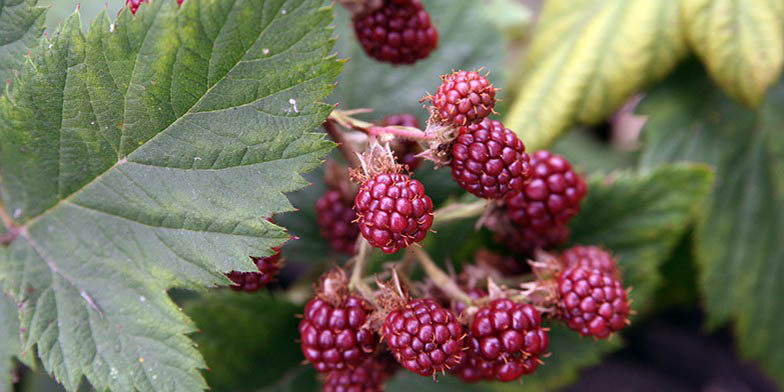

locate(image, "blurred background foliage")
[[8, 0, 784, 391]]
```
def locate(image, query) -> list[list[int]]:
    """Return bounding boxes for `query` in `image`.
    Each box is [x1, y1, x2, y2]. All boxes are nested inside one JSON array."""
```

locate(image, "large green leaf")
[[681, 0, 784, 107], [639, 61, 784, 387], [0, 0, 341, 390], [0, 0, 46, 83], [184, 292, 302, 391], [0, 278, 34, 391], [504, 0, 688, 150]]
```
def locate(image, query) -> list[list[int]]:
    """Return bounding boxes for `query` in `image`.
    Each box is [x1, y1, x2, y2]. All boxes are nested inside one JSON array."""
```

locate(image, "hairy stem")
[[367, 126, 436, 141], [349, 237, 374, 301], [324, 120, 362, 168], [411, 246, 472, 305]]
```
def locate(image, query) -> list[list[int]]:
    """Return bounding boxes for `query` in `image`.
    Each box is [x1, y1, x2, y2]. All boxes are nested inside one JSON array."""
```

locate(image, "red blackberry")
[[504, 150, 587, 230], [494, 222, 570, 255], [469, 299, 548, 382], [226, 251, 281, 292], [451, 119, 531, 199], [450, 336, 495, 383], [354, 173, 433, 254], [561, 245, 619, 277], [557, 265, 630, 339], [300, 295, 377, 372], [322, 354, 397, 392], [381, 114, 423, 171], [316, 189, 360, 254], [382, 298, 464, 377], [352, 0, 438, 65], [428, 70, 497, 126]]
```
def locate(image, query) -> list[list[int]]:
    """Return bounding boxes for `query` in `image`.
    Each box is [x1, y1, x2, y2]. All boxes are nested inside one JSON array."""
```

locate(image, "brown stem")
[[411, 246, 472, 305], [323, 120, 362, 168]]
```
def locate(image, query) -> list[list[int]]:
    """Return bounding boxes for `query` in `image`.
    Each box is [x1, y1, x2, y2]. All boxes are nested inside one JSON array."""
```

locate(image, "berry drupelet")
[[561, 245, 619, 278], [352, 0, 438, 65], [354, 173, 433, 254], [382, 298, 465, 378], [557, 265, 631, 339], [451, 119, 531, 199], [316, 189, 360, 254], [427, 70, 497, 126], [322, 354, 397, 392]]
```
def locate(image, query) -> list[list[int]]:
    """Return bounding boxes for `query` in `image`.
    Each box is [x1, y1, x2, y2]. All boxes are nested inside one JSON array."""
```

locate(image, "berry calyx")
[[427, 70, 497, 126], [557, 265, 631, 339], [352, 0, 438, 65], [382, 298, 465, 378], [226, 251, 282, 292], [504, 150, 587, 230], [469, 299, 548, 382], [317, 189, 360, 254], [126, 0, 147, 14], [300, 270, 377, 372], [354, 173, 433, 254], [381, 114, 423, 171], [322, 354, 398, 392], [451, 119, 531, 199], [561, 245, 619, 278]]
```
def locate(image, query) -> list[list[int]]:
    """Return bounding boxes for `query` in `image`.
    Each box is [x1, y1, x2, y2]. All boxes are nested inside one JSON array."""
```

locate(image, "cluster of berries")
[[298, 246, 630, 390], [126, 0, 183, 14]]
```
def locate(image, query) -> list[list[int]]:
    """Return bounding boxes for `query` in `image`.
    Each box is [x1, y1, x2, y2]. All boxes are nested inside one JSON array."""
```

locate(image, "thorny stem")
[[324, 120, 362, 168], [432, 199, 488, 227], [348, 237, 374, 302], [411, 246, 472, 305]]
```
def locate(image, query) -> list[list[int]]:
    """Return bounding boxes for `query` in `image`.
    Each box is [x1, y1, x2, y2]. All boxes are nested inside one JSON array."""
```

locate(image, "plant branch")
[[432, 199, 488, 227], [411, 246, 472, 305], [323, 120, 362, 168], [348, 237, 374, 301]]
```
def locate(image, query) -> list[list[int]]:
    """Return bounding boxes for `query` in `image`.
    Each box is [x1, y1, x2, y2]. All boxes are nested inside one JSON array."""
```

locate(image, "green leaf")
[[504, 0, 688, 150], [639, 60, 784, 387], [184, 292, 302, 391], [681, 0, 784, 107], [0, 0, 341, 390], [330, 0, 504, 119], [569, 164, 714, 312], [0, 278, 34, 391], [0, 0, 46, 84]]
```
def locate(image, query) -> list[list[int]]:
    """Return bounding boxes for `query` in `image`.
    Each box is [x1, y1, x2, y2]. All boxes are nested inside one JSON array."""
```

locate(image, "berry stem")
[[324, 120, 362, 168], [329, 110, 435, 142], [431, 199, 488, 227], [348, 237, 374, 302], [411, 247, 472, 305]]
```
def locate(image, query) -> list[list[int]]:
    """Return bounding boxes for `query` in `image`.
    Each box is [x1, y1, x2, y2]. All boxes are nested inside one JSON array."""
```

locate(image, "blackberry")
[[352, 0, 438, 65], [226, 251, 281, 292], [504, 150, 587, 230], [354, 173, 433, 254], [381, 114, 423, 171], [451, 119, 531, 199], [557, 265, 631, 339], [470, 299, 548, 381], [322, 354, 397, 392], [382, 298, 464, 377], [427, 70, 496, 126], [561, 245, 619, 277], [316, 189, 360, 254], [494, 222, 570, 255], [299, 295, 377, 372]]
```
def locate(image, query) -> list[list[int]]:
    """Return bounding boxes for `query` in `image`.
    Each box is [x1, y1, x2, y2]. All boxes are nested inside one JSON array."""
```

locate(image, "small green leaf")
[[0, 1, 341, 390], [504, 0, 688, 150], [681, 0, 784, 107], [569, 164, 714, 311], [0, 0, 46, 84], [185, 292, 303, 391], [639, 60, 784, 388]]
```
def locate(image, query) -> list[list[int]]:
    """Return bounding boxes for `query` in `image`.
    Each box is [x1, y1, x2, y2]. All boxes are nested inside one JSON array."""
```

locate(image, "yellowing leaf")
[[681, 0, 784, 107], [505, 0, 687, 151]]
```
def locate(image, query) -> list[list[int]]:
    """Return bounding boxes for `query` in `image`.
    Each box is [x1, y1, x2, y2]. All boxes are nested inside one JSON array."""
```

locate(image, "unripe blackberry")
[[557, 265, 630, 339], [470, 299, 548, 382], [451, 119, 531, 199], [428, 70, 496, 126], [381, 114, 423, 171], [495, 223, 570, 255], [316, 189, 360, 254], [561, 245, 619, 277], [352, 0, 438, 65], [322, 354, 397, 392], [300, 295, 377, 372], [354, 173, 433, 254], [126, 0, 146, 14], [504, 150, 587, 230], [382, 298, 464, 377], [226, 251, 281, 292]]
